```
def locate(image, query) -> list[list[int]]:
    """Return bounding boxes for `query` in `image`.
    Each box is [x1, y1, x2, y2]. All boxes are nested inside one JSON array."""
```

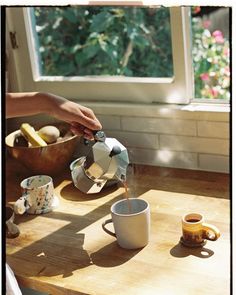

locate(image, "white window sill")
[[182, 102, 230, 113], [78, 101, 230, 121]]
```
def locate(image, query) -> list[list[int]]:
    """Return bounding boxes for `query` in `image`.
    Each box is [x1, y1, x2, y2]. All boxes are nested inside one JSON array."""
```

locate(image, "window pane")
[[32, 6, 173, 78], [191, 7, 230, 100]]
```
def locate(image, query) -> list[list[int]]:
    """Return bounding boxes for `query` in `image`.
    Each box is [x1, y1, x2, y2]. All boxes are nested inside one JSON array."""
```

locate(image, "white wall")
[[79, 102, 230, 173]]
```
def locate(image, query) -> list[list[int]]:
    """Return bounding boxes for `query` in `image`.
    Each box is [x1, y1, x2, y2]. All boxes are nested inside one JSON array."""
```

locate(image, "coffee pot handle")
[[83, 130, 106, 145], [93, 130, 106, 142]]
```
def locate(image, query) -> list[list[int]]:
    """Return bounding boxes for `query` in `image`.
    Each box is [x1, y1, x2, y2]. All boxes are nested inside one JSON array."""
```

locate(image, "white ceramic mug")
[[14, 175, 59, 215], [102, 198, 150, 249]]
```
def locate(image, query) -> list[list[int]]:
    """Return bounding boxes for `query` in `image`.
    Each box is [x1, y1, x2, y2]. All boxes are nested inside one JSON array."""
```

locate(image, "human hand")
[[6, 92, 102, 140], [48, 94, 102, 140]]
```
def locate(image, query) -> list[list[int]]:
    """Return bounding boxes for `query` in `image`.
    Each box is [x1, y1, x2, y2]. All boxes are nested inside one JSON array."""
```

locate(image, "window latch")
[[10, 31, 19, 49]]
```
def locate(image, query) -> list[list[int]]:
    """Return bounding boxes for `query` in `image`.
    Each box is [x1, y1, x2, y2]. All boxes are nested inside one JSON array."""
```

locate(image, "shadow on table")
[[90, 241, 141, 267], [7, 189, 140, 278], [8, 231, 92, 278], [60, 181, 120, 201], [170, 242, 214, 259]]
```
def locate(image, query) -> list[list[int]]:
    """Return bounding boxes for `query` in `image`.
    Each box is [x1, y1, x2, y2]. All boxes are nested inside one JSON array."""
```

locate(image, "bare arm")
[[6, 92, 49, 118], [6, 92, 102, 139]]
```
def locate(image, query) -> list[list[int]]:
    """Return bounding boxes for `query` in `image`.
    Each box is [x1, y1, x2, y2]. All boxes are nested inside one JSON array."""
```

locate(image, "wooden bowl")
[[5, 123, 79, 176]]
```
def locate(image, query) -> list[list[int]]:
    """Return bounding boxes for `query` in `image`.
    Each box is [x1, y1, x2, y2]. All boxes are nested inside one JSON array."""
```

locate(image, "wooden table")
[[6, 158, 230, 295]]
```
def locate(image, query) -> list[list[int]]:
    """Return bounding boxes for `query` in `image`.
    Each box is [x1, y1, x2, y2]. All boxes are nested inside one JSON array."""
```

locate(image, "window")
[[6, 5, 193, 104], [6, 5, 231, 104]]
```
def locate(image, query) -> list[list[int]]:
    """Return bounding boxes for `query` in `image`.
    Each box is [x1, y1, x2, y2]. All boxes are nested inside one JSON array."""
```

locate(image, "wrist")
[[35, 92, 57, 114]]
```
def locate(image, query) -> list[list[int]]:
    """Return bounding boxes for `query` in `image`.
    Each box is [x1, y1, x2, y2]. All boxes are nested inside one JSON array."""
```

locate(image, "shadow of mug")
[[90, 241, 141, 267], [170, 242, 214, 259]]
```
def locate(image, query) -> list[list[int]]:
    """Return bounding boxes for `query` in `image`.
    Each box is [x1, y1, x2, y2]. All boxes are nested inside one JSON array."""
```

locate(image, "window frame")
[[6, 5, 194, 104]]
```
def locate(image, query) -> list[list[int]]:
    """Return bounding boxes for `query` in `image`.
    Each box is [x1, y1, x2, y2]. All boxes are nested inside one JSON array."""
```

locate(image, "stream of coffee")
[[122, 181, 132, 213]]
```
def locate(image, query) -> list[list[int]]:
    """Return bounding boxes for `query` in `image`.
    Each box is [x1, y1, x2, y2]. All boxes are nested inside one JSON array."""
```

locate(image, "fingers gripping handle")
[[202, 223, 221, 241], [102, 219, 116, 237]]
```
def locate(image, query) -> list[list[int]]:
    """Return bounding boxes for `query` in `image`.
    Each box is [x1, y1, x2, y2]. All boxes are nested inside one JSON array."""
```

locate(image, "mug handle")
[[202, 223, 220, 241], [14, 195, 31, 215], [102, 219, 116, 237]]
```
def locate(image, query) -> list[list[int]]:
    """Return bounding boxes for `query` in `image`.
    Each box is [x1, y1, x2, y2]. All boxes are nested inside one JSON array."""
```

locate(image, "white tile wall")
[[96, 115, 121, 130], [104, 130, 159, 149], [199, 154, 230, 173], [121, 117, 197, 136], [91, 104, 230, 173], [128, 148, 198, 169], [7, 102, 230, 173], [197, 121, 229, 139], [160, 135, 229, 155]]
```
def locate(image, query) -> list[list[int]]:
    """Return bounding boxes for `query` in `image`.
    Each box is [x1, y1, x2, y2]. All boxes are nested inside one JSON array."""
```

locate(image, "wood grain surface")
[[6, 158, 230, 295]]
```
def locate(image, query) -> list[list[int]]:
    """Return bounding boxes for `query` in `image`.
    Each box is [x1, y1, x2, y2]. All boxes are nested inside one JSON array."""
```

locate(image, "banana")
[[20, 123, 47, 147]]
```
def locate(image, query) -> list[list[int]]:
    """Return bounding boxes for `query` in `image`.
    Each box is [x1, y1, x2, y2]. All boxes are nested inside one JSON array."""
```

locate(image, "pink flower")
[[210, 87, 219, 98], [224, 66, 230, 76], [193, 6, 201, 14], [212, 30, 224, 44], [200, 73, 210, 81], [203, 20, 211, 29], [212, 30, 223, 37], [212, 57, 219, 64], [223, 47, 230, 57]]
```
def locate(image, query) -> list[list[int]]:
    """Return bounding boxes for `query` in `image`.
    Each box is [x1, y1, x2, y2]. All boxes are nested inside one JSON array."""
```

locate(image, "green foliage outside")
[[33, 6, 173, 78], [33, 6, 230, 100]]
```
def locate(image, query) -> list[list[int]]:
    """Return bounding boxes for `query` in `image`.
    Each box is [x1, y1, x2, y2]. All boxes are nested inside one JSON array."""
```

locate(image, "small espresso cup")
[[14, 175, 59, 215], [102, 198, 150, 250], [181, 213, 220, 247]]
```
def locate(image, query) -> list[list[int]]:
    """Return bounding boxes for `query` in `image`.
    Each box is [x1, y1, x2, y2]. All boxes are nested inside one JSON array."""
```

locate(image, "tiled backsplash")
[[86, 103, 230, 174], [7, 102, 230, 173]]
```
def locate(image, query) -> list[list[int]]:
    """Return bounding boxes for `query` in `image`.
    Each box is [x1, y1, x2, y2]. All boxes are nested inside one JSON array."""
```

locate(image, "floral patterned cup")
[[14, 175, 59, 215]]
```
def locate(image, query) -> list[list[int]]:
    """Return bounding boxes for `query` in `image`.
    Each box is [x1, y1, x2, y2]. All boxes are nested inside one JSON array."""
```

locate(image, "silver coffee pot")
[[70, 131, 129, 194]]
